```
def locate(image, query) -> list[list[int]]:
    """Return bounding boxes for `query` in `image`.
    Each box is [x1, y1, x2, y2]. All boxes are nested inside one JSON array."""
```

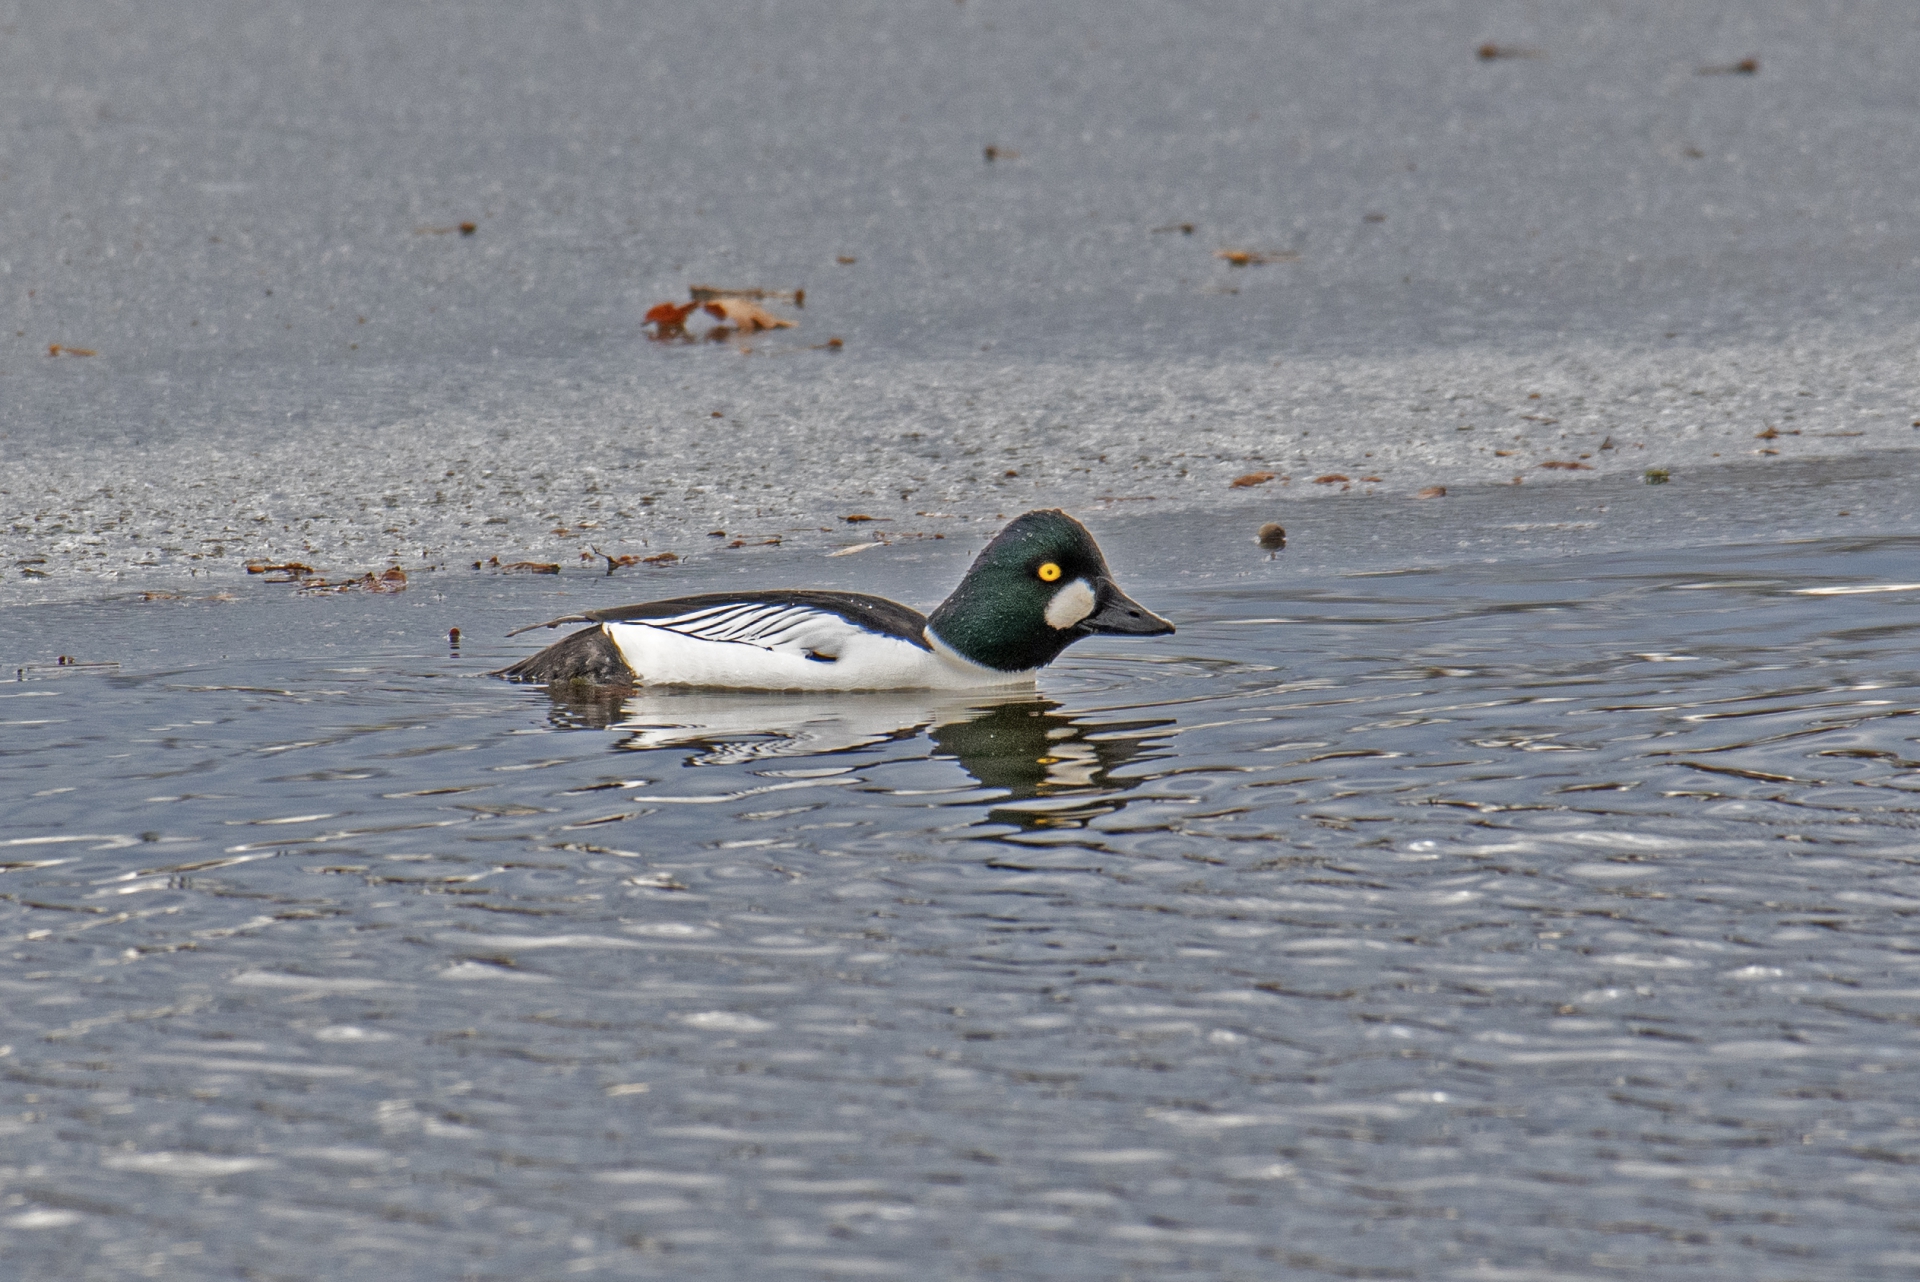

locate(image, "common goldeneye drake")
[[495, 509, 1173, 691]]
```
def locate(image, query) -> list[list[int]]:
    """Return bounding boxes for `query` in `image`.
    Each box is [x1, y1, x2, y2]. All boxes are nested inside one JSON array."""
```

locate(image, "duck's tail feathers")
[[493, 624, 636, 685]]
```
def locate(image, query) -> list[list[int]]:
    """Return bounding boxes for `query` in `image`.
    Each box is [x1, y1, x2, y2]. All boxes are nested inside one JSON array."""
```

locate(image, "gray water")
[[4, 467, 1920, 1280]]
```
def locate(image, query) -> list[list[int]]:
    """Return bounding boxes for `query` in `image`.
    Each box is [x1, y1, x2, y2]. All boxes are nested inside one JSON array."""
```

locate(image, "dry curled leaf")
[[641, 552, 679, 565], [1230, 471, 1276, 488], [1415, 485, 1447, 499], [1359, 475, 1383, 483], [48, 344, 96, 357], [496, 561, 561, 574], [1313, 474, 1350, 485], [1538, 460, 1593, 471], [246, 561, 316, 577]]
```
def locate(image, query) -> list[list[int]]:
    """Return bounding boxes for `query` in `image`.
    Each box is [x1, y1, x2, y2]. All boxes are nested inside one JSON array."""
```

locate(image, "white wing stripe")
[[637, 603, 862, 651]]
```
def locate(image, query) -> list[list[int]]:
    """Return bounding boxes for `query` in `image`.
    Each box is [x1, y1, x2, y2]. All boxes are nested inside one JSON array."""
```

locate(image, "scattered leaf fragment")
[[1230, 471, 1276, 489], [1313, 474, 1350, 485], [837, 255, 857, 265], [1645, 468, 1671, 484], [1360, 475, 1383, 483], [246, 561, 316, 576], [844, 514, 876, 523], [1416, 486, 1447, 499], [1493, 449, 1513, 457], [641, 552, 679, 565], [1255, 523, 1287, 550], [1698, 56, 1759, 75], [982, 145, 1019, 162], [496, 561, 562, 574], [827, 542, 881, 557], [1151, 223, 1195, 235], [1215, 249, 1298, 267], [1756, 425, 1779, 440], [459, 222, 477, 235], [1362, 212, 1386, 223], [1537, 460, 1592, 470], [48, 344, 96, 357], [1477, 42, 1542, 59]]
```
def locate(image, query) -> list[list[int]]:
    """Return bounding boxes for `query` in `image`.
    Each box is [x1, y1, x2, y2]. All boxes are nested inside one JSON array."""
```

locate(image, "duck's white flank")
[[604, 604, 1033, 691]]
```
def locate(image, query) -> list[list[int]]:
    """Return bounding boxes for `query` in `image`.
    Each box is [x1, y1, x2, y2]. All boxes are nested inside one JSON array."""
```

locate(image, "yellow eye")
[[1037, 562, 1062, 582]]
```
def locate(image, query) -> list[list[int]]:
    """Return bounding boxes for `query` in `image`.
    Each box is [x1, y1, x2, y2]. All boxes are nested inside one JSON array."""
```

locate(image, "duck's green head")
[[926, 509, 1174, 672]]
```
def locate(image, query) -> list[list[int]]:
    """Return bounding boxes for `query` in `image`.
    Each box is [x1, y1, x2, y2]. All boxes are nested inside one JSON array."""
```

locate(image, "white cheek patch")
[[1044, 577, 1097, 630]]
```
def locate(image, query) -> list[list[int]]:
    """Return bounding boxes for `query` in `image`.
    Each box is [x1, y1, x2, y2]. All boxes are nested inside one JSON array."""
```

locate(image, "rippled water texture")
[[4, 500, 1919, 1280]]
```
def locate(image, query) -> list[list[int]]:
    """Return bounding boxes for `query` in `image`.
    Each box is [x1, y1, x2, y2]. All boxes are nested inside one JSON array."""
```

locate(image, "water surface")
[[4, 506, 1918, 1279]]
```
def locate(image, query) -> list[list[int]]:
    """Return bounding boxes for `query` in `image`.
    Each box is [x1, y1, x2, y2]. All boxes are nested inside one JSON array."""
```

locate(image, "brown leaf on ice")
[[641, 552, 679, 565], [701, 299, 795, 332], [496, 561, 562, 574], [1313, 474, 1350, 485], [1755, 425, 1780, 440], [1698, 57, 1759, 76], [1360, 475, 1383, 483], [644, 301, 698, 338], [1477, 43, 1542, 60], [843, 514, 876, 523], [47, 344, 96, 357], [246, 561, 316, 576], [1215, 249, 1298, 267], [1230, 472, 1276, 488], [1537, 460, 1592, 470], [1415, 486, 1447, 499]]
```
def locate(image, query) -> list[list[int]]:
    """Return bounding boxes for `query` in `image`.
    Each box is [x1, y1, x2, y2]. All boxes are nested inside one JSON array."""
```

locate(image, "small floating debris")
[[1645, 468, 1671, 484], [1215, 248, 1299, 267], [1255, 523, 1287, 551], [1416, 486, 1447, 499], [1698, 56, 1759, 76], [1477, 42, 1543, 60], [1230, 471, 1276, 489]]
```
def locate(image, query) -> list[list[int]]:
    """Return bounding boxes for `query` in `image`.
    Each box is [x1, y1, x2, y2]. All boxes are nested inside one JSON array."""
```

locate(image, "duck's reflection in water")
[[537, 684, 1172, 824]]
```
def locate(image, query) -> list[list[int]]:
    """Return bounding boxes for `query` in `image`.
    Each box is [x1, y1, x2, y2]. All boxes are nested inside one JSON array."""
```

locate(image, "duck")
[[495, 508, 1174, 691]]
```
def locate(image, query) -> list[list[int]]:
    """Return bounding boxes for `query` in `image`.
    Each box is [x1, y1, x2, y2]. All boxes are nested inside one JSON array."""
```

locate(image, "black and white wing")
[[499, 591, 931, 679], [617, 593, 930, 661]]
